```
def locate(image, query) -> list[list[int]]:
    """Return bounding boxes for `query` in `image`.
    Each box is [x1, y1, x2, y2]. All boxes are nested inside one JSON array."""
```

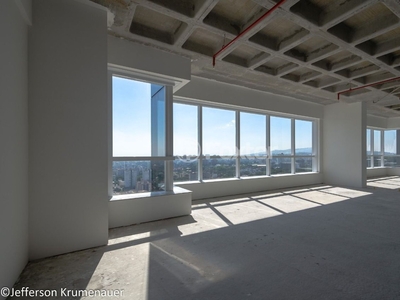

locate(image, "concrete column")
[[29, 0, 108, 260], [0, 0, 30, 291], [323, 101, 367, 188]]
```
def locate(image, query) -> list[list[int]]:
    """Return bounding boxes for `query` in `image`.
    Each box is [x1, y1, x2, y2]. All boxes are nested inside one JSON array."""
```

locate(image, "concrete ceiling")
[[93, 0, 400, 118]]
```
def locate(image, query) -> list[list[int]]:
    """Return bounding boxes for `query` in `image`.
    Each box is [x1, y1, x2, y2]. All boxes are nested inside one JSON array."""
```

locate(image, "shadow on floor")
[[10, 177, 400, 300]]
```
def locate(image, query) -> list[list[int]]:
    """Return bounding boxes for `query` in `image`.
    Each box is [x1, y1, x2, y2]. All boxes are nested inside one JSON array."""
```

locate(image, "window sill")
[[174, 172, 319, 185], [110, 186, 191, 202]]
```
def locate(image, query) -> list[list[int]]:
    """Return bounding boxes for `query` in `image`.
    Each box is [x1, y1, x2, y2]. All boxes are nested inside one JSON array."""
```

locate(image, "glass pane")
[[373, 156, 382, 167], [373, 130, 381, 155], [151, 84, 166, 156], [367, 157, 372, 168], [173, 159, 198, 182], [203, 157, 236, 180], [366, 129, 371, 155], [174, 103, 199, 157], [384, 130, 397, 155], [203, 107, 236, 156], [112, 76, 165, 157], [295, 157, 313, 173], [295, 120, 313, 155], [271, 116, 291, 156], [240, 112, 266, 156], [271, 157, 292, 175], [240, 112, 266, 177], [384, 156, 400, 167], [240, 157, 266, 177], [112, 161, 164, 195]]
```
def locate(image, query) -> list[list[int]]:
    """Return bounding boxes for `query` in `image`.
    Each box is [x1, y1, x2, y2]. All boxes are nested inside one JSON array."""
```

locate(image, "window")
[[173, 103, 199, 181], [295, 119, 313, 173], [270, 116, 292, 174], [366, 128, 400, 168], [173, 100, 318, 181], [384, 130, 400, 167], [240, 112, 266, 177], [112, 75, 172, 195], [366, 129, 372, 168], [202, 107, 236, 180]]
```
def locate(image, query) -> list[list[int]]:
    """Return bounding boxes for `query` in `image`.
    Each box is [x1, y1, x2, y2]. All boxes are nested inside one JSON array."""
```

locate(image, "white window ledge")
[[110, 186, 191, 202]]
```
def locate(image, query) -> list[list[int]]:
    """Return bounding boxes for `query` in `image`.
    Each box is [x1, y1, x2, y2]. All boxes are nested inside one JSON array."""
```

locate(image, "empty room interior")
[[2, 0, 400, 299]]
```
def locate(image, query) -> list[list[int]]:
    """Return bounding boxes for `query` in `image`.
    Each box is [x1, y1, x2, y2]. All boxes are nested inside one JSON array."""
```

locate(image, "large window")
[[367, 128, 400, 168], [173, 103, 199, 182], [240, 112, 266, 177], [112, 75, 172, 195], [270, 116, 292, 175], [202, 107, 236, 180], [173, 101, 318, 182], [384, 130, 400, 167], [295, 119, 313, 173]]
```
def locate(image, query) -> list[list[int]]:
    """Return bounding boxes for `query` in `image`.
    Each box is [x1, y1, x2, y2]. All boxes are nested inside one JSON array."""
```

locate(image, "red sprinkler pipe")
[[212, 0, 287, 67], [337, 76, 400, 100]]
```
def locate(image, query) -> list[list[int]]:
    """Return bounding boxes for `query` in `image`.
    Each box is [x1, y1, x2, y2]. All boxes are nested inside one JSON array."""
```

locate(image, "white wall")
[[0, 0, 30, 291], [387, 168, 400, 176], [29, 0, 109, 260], [367, 115, 387, 128], [109, 187, 192, 228], [367, 168, 388, 178], [387, 117, 400, 129], [175, 76, 324, 119], [323, 102, 367, 187], [108, 35, 191, 91]]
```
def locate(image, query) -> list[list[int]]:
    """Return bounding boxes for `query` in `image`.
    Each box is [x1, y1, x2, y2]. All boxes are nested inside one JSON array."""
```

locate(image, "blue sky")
[[113, 76, 151, 156], [113, 76, 314, 157]]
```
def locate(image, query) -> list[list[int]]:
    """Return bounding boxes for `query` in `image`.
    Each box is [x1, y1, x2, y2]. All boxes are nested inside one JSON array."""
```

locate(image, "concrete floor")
[[10, 176, 400, 300]]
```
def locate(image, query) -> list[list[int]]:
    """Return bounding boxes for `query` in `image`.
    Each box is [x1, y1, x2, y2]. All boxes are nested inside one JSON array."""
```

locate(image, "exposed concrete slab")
[[92, 0, 400, 117], [10, 178, 400, 300]]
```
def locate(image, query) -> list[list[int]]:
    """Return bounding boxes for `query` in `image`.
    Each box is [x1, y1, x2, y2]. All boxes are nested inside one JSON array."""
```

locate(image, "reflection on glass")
[[173, 159, 198, 182], [240, 157, 266, 177], [271, 116, 291, 156], [112, 76, 165, 157], [384, 130, 397, 155], [367, 157, 372, 168], [384, 156, 400, 167], [240, 112, 266, 177], [174, 103, 198, 157], [203, 107, 236, 156], [240, 112, 266, 156], [374, 130, 381, 155], [295, 157, 312, 173], [112, 161, 164, 195], [271, 157, 291, 175], [366, 129, 371, 155], [295, 120, 312, 155], [373, 156, 382, 168], [203, 157, 236, 180]]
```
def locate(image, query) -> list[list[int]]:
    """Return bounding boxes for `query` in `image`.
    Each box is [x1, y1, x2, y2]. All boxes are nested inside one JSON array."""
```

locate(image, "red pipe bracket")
[[337, 76, 400, 100], [212, 0, 287, 67]]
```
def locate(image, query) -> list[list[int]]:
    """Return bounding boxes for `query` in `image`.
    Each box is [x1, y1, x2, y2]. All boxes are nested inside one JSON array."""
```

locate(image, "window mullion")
[[236, 110, 240, 178], [165, 85, 174, 191], [266, 115, 270, 176], [381, 129, 384, 167], [371, 130, 374, 168], [198, 105, 203, 181], [291, 118, 295, 174]]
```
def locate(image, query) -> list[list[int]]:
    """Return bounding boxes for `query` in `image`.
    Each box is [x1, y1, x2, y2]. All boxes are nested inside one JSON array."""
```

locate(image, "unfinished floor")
[[11, 176, 400, 300]]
